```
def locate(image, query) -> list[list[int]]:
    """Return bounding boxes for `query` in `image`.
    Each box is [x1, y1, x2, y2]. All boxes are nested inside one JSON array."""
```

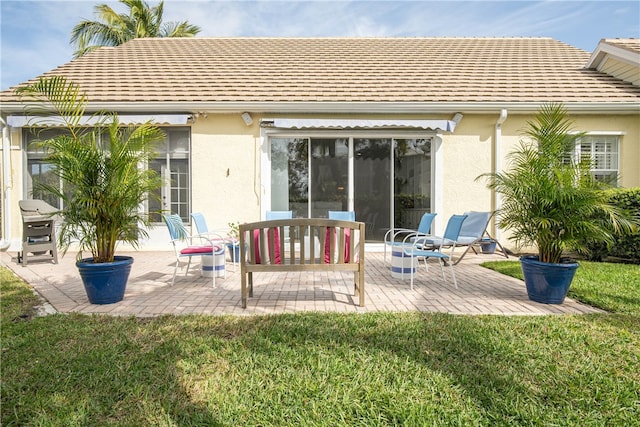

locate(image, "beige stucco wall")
[[190, 114, 262, 230], [1, 127, 26, 252], [439, 114, 496, 225], [442, 112, 640, 253], [1, 109, 638, 254]]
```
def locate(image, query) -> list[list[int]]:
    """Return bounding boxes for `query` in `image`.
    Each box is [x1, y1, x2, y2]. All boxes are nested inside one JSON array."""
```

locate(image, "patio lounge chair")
[[383, 212, 437, 265], [163, 214, 225, 287], [454, 211, 509, 264], [402, 214, 467, 290], [420, 211, 508, 265]]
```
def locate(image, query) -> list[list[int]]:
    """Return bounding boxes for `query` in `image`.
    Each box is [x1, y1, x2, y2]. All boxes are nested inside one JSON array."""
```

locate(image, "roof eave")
[[3, 101, 640, 117], [587, 42, 640, 69]]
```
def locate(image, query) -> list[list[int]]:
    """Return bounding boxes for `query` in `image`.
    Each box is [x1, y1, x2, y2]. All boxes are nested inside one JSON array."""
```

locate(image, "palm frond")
[[70, 0, 198, 56], [17, 76, 165, 262], [477, 102, 634, 264]]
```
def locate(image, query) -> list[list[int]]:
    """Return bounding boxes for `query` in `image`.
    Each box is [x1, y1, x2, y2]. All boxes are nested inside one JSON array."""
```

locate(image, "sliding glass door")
[[393, 138, 432, 231], [354, 138, 391, 240], [269, 135, 432, 241]]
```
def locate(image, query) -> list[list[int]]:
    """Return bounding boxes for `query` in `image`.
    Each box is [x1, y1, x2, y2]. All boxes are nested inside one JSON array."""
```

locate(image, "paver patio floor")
[[1, 249, 602, 317]]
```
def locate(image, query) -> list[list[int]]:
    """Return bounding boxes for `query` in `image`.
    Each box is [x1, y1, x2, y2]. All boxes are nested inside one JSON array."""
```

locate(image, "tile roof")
[[600, 38, 640, 54], [2, 37, 640, 109]]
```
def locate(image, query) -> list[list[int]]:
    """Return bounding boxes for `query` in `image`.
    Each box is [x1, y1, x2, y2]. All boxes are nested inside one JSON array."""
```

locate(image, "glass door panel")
[[271, 138, 309, 218], [394, 138, 432, 231], [354, 138, 391, 241], [310, 138, 348, 217]]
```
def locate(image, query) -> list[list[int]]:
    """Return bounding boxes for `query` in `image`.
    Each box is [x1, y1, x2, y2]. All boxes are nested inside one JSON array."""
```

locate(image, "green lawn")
[[2, 263, 639, 426], [482, 260, 640, 315]]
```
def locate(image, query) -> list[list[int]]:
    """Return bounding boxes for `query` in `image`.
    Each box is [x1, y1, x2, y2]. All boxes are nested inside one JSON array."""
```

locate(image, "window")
[[148, 128, 191, 222], [24, 126, 191, 222], [24, 128, 62, 209], [573, 135, 620, 185]]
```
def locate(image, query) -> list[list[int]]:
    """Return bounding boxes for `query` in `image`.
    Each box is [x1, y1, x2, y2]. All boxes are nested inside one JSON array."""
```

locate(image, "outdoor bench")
[[239, 218, 366, 308]]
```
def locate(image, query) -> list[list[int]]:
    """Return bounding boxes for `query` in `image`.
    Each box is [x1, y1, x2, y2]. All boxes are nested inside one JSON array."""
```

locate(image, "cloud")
[[1, 0, 111, 89], [2, 0, 639, 90]]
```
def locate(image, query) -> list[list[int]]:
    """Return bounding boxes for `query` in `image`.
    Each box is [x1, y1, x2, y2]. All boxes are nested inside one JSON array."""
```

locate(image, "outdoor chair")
[[383, 212, 437, 265], [454, 211, 494, 264], [266, 210, 293, 242], [402, 214, 467, 290], [163, 214, 225, 287], [419, 211, 507, 264], [191, 212, 239, 270], [328, 211, 355, 221], [266, 210, 293, 220], [327, 211, 357, 263]]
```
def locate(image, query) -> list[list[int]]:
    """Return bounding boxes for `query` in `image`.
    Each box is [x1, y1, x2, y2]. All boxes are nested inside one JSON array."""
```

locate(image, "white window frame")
[[574, 131, 622, 186]]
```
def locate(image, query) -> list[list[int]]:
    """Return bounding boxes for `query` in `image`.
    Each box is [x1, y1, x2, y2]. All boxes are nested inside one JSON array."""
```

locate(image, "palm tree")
[[70, 0, 201, 58]]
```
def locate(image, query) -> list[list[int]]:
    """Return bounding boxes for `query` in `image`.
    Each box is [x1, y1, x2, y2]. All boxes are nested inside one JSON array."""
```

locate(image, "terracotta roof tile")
[[2, 37, 639, 106]]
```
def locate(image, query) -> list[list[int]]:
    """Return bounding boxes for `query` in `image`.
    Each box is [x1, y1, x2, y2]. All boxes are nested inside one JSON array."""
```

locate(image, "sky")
[[1, 0, 639, 91]]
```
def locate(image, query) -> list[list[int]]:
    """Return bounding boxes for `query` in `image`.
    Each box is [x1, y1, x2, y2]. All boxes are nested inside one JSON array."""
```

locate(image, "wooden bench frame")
[[239, 218, 366, 308]]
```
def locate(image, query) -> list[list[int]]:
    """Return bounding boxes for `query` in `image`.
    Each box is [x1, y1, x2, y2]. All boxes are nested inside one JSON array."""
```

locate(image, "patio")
[[0, 249, 602, 317]]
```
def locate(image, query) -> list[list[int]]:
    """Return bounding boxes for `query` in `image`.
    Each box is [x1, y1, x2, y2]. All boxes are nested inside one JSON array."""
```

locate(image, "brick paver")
[[0, 249, 602, 317]]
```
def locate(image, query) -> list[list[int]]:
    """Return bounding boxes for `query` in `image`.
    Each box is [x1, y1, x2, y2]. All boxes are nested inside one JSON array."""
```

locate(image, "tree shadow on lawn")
[[4, 310, 638, 425], [217, 312, 639, 424]]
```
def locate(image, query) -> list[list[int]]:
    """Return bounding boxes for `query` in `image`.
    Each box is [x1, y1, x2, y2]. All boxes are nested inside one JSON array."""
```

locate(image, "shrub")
[[584, 187, 640, 263]]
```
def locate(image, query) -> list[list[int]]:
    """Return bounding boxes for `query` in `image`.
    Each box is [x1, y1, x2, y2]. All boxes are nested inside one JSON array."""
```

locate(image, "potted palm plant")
[[479, 103, 633, 304], [17, 76, 165, 304]]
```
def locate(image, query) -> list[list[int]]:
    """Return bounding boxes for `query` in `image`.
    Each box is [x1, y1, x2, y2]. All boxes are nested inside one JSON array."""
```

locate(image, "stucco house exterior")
[[1, 37, 639, 252]]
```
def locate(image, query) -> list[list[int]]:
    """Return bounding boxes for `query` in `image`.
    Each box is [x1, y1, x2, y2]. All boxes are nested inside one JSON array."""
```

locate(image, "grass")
[[2, 264, 639, 426]]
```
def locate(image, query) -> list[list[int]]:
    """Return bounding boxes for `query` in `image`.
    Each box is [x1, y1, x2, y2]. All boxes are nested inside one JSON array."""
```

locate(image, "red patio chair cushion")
[[180, 245, 218, 255]]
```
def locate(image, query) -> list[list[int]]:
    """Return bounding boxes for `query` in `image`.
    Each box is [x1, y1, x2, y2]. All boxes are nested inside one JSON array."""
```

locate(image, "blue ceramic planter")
[[226, 242, 247, 263], [77, 256, 133, 304], [520, 255, 579, 304]]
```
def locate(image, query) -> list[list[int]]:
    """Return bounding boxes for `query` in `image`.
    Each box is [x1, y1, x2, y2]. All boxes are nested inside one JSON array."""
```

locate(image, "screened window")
[[24, 129, 63, 208], [148, 128, 191, 222]]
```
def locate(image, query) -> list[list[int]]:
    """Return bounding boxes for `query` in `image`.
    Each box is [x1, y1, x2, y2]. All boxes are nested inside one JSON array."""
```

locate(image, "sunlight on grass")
[[2, 265, 639, 425]]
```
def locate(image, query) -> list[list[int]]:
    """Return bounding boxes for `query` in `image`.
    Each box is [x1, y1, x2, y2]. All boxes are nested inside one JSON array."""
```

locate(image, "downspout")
[[0, 117, 12, 250], [494, 109, 508, 241]]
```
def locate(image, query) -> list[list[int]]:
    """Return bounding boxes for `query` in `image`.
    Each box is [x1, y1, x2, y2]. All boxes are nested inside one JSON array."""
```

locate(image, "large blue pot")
[[520, 255, 579, 304], [77, 256, 133, 304]]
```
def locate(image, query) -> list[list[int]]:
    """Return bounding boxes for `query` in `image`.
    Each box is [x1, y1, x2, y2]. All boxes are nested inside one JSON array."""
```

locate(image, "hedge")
[[584, 187, 640, 263]]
